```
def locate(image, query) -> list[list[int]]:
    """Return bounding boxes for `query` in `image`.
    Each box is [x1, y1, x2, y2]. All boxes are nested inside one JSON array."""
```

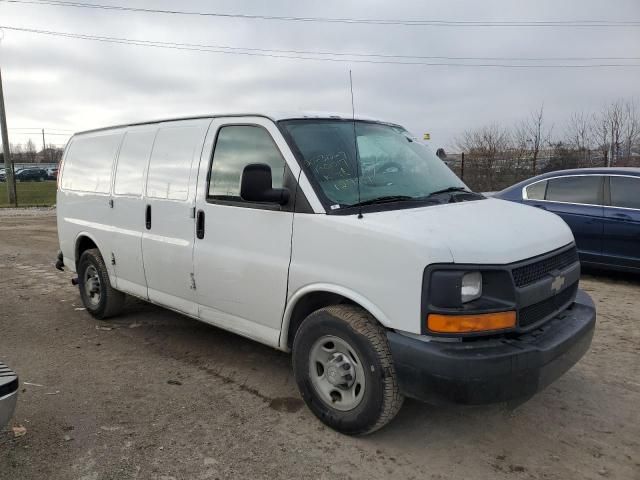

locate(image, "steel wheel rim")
[[309, 335, 366, 412], [83, 265, 102, 307]]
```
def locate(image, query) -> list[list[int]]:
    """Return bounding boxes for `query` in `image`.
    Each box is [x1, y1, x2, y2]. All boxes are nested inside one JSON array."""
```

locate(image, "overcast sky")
[[0, 0, 639, 151]]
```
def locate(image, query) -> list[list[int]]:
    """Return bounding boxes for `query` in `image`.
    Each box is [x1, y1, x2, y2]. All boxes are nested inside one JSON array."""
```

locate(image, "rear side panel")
[[57, 129, 126, 280]]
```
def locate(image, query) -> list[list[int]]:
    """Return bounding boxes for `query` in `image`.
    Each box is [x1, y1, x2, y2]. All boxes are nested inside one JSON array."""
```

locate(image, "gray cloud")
[[0, 0, 639, 149]]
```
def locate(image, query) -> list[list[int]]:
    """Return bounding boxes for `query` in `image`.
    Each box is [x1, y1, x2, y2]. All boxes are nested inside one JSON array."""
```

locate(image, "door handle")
[[612, 212, 632, 221], [196, 210, 205, 239], [145, 205, 152, 230], [533, 204, 547, 210]]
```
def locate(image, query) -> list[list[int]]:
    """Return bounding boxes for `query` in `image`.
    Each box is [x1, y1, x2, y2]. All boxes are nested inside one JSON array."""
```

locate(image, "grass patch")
[[0, 181, 57, 207]]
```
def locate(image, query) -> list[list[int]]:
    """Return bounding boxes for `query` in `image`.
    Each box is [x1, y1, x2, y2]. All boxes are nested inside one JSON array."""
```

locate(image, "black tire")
[[292, 305, 404, 435], [77, 248, 125, 320]]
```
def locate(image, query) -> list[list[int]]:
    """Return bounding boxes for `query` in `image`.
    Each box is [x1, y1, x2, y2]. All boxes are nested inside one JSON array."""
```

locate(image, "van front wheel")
[[292, 305, 404, 435], [77, 248, 125, 320]]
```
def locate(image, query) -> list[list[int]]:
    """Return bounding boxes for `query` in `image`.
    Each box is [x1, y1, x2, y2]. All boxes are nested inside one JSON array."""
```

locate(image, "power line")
[[2, 0, 639, 27], [4, 25, 633, 62], [1, 25, 639, 68]]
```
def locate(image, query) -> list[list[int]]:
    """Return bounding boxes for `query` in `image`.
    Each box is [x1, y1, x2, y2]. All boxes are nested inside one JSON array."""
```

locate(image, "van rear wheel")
[[77, 248, 125, 320], [292, 305, 403, 435]]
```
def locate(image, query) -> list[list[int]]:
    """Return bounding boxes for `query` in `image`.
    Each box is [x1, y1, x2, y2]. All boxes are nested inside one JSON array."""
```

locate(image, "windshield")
[[279, 119, 468, 210]]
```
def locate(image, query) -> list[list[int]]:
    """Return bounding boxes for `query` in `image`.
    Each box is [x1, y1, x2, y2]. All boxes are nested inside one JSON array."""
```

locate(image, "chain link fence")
[[445, 149, 640, 192]]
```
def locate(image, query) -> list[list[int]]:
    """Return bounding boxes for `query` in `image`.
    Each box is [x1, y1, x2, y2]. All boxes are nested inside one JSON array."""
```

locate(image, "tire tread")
[[79, 248, 125, 319], [319, 304, 404, 434]]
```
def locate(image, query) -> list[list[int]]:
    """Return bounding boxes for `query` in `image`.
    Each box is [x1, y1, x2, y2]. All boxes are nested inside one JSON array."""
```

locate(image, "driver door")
[[193, 117, 299, 347]]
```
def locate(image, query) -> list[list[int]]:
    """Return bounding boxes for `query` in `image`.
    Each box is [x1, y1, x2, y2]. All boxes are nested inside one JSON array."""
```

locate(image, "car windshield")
[[279, 119, 468, 210]]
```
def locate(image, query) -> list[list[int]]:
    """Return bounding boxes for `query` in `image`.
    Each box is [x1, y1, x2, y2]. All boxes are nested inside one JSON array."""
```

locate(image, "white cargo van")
[[56, 113, 596, 434]]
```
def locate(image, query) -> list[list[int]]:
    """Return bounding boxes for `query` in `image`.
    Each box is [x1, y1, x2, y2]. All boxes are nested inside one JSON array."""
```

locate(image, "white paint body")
[[57, 113, 574, 351]]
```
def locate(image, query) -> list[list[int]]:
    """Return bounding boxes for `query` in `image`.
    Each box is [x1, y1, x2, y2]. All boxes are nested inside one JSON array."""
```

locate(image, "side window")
[[525, 181, 547, 200], [114, 129, 156, 196], [61, 133, 122, 193], [610, 176, 640, 209], [545, 176, 602, 205], [147, 126, 202, 201], [208, 125, 285, 201]]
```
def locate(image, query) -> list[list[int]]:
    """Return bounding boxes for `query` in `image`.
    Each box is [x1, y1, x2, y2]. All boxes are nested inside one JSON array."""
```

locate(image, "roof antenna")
[[349, 70, 363, 219]]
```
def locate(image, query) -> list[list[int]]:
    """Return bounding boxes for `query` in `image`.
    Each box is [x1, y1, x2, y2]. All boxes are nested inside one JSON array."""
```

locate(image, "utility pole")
[[0, 65, 17, 206], [460, 152, 465, 181], [41, 128, 46, 163]]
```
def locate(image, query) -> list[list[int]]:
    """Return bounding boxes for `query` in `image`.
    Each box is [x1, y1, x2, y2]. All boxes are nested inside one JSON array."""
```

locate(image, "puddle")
[[268, 396, 304, 413]]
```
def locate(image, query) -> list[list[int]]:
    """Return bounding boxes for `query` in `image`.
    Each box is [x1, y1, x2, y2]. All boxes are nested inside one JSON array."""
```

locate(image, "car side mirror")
[[240, 163, 290, 205]]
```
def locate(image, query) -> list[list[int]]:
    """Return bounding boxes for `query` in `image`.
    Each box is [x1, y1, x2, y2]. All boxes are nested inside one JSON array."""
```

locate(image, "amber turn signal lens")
[[427, 311, 516, 333]]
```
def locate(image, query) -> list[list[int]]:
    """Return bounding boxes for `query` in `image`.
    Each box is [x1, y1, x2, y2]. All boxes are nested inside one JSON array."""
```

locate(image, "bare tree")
[[25, 139, 37, 163], [566, 111, 592, 164], [591, 111, 610, 167], [592, 100, 638, 167], [591, 110, 612, 167], [450, 97, 638, 189], [456, 124, 512, 191], [514, 104, 553, 176], [621, 99, 639, 164], [607, 101, 624, 166], [46, 143, 64, 163], [10, 143, 24, 164]]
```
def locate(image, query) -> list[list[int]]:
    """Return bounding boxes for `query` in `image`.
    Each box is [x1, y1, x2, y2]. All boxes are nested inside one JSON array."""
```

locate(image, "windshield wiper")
[[347, 195, 416, 208], [427, 187, 471, 197]]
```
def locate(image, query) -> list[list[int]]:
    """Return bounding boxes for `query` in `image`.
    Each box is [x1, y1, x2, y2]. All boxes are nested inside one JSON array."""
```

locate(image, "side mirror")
[[240, 163, 290, 205]]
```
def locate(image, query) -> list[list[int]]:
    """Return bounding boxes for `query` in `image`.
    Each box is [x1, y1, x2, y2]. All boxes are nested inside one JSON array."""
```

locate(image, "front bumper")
[[0, 362, 18, 428], [387, 289, 596, 405]]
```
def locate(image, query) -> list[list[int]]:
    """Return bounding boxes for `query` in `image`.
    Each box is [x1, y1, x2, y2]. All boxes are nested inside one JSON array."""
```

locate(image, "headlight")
[[425, 267, 516, 335], [461, 271, 482, 303]]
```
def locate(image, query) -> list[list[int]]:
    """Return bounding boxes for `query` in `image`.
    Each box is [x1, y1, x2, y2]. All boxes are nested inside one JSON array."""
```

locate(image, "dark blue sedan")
[[494, 167, 640, 272]]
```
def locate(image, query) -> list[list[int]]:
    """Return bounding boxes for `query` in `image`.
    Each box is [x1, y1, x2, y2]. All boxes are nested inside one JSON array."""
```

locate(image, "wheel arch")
[[279, 284, 391, 351], [74, 232, 101, 264]]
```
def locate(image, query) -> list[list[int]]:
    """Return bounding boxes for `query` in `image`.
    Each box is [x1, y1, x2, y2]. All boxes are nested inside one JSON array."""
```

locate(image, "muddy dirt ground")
[[0, 210, 638, 479]]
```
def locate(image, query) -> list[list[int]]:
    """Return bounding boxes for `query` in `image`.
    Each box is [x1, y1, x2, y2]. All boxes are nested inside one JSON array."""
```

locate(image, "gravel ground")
[[0, 211, 638, 480], [0, 207, 56, 217]]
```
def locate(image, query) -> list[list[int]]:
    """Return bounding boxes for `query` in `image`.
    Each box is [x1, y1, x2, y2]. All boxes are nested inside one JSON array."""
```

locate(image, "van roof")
[[73, 111, 402, 136]]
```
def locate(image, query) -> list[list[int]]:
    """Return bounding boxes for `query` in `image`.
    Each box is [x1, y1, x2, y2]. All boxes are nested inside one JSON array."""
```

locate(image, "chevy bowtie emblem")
[[551, 275, 566, 293]]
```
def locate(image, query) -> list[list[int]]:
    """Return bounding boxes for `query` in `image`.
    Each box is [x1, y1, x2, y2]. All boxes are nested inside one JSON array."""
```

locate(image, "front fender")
[[279, 282, 392, 350]]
